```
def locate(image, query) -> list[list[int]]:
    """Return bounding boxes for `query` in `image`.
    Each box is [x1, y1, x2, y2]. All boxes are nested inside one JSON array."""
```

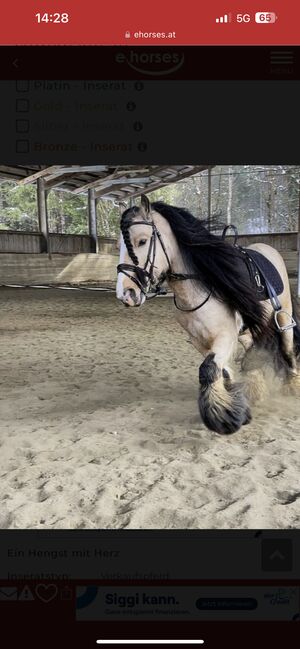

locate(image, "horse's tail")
[[292, 295, 300, 359]]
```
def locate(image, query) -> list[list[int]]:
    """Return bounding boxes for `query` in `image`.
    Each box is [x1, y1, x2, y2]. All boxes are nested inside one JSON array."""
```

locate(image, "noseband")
[[117, 218, 212, 312]]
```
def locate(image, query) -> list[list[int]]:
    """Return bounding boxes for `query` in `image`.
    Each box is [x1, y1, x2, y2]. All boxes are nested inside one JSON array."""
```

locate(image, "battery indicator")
[[255, 12, 277, 23]]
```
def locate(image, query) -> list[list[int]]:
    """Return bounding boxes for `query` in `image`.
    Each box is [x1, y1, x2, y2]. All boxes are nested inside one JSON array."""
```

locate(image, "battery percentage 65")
[[255, 12, 277, 23]]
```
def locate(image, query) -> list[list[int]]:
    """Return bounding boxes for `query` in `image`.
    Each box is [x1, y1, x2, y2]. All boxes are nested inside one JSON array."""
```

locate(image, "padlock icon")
[[125, 31, 131, 38]]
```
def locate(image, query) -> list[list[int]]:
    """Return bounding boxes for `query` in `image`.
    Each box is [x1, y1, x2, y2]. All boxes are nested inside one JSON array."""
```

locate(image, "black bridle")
[[117, 220, 167, 297], [117, 219, 212, 312]]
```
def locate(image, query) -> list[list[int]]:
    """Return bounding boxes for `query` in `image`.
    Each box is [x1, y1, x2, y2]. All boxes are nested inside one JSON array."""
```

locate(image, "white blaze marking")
[[116, 234, 127, 299]]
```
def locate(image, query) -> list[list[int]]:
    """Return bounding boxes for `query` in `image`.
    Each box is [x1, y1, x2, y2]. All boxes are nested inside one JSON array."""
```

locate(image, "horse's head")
[[116, 195, 171, 307]]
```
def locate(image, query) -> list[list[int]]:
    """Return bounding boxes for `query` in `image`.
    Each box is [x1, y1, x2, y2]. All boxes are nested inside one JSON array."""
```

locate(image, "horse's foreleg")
[[238, 327, 269, 403], [239, 329, 254, 353], [280, 326, 298, 374], [198, 335, 252, 435], [280, 325, 300, 393]]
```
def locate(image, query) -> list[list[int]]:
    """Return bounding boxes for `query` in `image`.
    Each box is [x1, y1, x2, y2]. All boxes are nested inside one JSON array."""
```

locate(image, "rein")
[[117, 218, 211, 313], [173, 290, 212, 312]]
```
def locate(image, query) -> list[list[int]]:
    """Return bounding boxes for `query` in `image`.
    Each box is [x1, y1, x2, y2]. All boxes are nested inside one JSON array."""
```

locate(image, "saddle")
[[222, 224, 295, 333], [239, 248, 284, 302]]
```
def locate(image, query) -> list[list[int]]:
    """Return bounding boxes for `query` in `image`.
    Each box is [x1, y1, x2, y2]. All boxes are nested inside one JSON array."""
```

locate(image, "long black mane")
[[150, 202, 269, 340]]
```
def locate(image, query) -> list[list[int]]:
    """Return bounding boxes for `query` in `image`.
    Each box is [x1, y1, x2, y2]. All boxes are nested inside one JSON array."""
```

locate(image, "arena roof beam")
[[18, 165, 113, 186], [18, 166, 65, 186], [44, 173, 84, 191], [71, 167, 154, 194], [92, 166, 211, 201], [94, 180, 150, 199], [71, 170, 121, 194], [0, 165, 211, 196], [0, 164, 41, 179], [52, 165, 108, 174]]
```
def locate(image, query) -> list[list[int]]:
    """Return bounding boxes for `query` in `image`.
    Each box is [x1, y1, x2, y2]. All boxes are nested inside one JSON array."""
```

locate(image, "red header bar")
[[1, 0, 300, 46]]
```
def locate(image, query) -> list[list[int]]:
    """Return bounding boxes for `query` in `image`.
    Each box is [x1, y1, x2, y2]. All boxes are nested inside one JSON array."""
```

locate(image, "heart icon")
[[35, 584, 58, 603]]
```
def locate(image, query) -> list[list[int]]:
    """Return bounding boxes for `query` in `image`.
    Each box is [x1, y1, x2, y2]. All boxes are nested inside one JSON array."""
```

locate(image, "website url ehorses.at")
[[130, 31, 176, 39]]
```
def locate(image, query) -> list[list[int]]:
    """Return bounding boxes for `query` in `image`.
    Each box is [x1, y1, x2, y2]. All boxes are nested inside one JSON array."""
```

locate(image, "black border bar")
[[2, 46, 300, 80]]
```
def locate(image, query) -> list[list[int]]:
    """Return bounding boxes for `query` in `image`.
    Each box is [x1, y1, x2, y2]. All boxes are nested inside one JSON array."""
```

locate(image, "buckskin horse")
[[116, 195, 300, 434]]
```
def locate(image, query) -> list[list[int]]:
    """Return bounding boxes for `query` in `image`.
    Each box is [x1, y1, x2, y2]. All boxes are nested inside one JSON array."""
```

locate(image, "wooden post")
[[297, 180, 300, 297], [37, 177, 50, 256], [207, 167, 212, 230], [88, 188, 98, 253]]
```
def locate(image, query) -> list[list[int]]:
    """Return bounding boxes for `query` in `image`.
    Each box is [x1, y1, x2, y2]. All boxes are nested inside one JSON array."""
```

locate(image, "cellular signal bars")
[[216, 14, 229, 23]]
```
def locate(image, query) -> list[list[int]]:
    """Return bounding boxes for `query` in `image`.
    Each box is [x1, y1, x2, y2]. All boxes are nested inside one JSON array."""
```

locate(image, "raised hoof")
[[222, 368, 232, 389], [199, 353, 221, 387], [242, 409, 252, 426], [199, 408, 250, 434], [198, 383, 251, 435]]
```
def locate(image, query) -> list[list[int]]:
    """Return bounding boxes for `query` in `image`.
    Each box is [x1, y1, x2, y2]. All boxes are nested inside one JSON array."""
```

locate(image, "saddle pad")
[[242, 248, 284, 301]]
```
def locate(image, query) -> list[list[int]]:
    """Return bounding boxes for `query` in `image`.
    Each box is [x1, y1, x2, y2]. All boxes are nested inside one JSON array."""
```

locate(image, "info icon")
[[138, 142, 147, 152], [126, 101, 136, 111]]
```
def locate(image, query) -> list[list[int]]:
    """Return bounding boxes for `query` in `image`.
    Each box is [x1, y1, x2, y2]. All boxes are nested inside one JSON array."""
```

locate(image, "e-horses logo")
[[115, 50, 185, 76]]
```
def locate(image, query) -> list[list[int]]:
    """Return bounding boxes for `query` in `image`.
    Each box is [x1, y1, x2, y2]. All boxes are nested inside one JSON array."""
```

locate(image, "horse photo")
[[117, 194, 300, 435]]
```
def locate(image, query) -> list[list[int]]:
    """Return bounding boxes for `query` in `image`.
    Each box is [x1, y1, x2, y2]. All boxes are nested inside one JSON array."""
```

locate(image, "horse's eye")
[[138, 239, 147, 247]]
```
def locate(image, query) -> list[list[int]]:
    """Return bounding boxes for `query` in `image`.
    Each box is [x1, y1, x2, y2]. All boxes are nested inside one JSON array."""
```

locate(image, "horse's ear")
[[141, 194, 151, 219]]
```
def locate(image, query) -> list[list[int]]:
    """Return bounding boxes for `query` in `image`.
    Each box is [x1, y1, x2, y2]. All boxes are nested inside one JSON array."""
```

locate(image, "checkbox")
[[16, 80, 30, 92], [16, 119, 29, 134], [16, 140, 30, 153], [16, 99, 29, 112]]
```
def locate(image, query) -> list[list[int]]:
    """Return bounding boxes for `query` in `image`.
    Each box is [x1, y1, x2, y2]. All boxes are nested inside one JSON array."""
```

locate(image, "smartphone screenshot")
[[0, 1, 299, 647]]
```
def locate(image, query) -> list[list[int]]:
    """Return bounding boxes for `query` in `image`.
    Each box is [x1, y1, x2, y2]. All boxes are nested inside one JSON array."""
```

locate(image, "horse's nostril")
[[123, 288, 136, 303], [124, 288, 136, 300]]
